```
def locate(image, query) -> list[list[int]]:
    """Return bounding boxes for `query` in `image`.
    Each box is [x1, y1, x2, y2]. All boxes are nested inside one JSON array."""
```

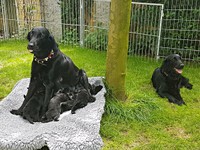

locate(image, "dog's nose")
[[28, 42, 34, 49], [180, 63, 184, 68]]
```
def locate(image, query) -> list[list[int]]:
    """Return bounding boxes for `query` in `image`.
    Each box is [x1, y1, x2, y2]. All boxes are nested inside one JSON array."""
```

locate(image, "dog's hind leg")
[[159, 92, 185, 105], [79, 69, 90, 90], [174, 92, 186, 105], [157, 90, 178, 104]]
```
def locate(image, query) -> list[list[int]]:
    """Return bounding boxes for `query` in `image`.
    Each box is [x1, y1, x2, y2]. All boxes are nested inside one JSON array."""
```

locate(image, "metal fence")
[[0, 0, 62, 40], [0, 0, 200, 62], [129, 2, 164, 59], [160, 0, 200, 61]]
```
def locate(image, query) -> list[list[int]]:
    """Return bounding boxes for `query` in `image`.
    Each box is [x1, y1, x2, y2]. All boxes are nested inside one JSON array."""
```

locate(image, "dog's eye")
[[174, 56, 182, 61], [36, 33, 42, 38], [172, 54, 182, 60], [31, 31, 34, 35], [42, 34, 47, 38], [39, 33, 46, 38]]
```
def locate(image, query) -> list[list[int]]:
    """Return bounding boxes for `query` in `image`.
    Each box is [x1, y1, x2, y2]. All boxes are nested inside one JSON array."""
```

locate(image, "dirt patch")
[[129, 134, 150, 149], [165, 126, 191, 139]]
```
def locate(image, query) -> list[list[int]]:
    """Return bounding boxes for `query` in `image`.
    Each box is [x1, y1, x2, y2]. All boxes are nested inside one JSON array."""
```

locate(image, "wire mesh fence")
[[129, 2, 164, 59], [0, 0, 62, 40], [159, 0, 200, 62], [0, 0, 200, 63]]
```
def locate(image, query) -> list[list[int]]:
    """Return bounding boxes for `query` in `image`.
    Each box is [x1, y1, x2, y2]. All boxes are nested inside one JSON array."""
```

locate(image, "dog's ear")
[[49, 35, 59, 51], [27, 32, 30, 41], [49, 35, 56, 44], [161, 58, 171, 73], [49, 35, 54, 40]]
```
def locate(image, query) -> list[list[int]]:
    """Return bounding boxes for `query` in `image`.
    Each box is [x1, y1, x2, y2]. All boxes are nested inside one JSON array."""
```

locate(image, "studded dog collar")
[[34, 50, 54, 65]]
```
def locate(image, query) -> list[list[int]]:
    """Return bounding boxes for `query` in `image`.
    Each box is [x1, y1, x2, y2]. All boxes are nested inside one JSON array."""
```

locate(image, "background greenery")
[[0, 40, 200, 149], [59, 0, 200, 60]]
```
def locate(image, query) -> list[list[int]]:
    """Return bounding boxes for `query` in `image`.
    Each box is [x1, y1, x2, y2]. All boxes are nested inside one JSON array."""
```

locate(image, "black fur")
[[22, 87, 45, 124], [42, 79, 103, 123], [42, 92, 70, 122], [151, 54, 193, 105], [10, 27, 96, 123]]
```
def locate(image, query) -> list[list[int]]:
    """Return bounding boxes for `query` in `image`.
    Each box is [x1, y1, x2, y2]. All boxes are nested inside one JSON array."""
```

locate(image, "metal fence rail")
[[0, 0, 200, 62]]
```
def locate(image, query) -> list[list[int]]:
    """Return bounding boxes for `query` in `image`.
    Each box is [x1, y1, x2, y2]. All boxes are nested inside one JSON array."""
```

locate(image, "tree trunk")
[[106, 0, 132, 101]]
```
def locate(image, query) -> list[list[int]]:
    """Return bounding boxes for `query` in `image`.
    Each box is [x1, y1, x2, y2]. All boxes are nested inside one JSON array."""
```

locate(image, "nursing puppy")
[[151, 54, 193, 105], [42, 89, 97, 122], [42, 92, 71, 122]]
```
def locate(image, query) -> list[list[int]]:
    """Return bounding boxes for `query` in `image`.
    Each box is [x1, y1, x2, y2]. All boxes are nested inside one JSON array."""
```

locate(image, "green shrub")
[[84, 28, 108, 51]]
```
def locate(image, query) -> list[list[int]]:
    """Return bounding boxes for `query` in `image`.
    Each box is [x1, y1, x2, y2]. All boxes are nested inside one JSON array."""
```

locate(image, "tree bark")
[[106, 0, 132, 101]]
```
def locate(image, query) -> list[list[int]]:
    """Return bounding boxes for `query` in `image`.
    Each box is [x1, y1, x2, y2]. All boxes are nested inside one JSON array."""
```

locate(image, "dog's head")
[[27, 27, 57, 59], [161, 54, 184, 75]]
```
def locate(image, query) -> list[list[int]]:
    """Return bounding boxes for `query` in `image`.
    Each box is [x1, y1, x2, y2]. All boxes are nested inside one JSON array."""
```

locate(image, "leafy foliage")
[[61, 28, 79, 45], [84, 28, 108, 50]]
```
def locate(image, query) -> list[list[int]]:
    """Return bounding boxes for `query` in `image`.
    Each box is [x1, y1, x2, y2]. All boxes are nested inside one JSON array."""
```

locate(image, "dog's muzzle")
[[174, 63, 184, 74], [27, 42, 34, 53]]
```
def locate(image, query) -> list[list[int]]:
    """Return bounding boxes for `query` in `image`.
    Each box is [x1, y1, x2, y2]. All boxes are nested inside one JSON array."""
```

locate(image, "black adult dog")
[[10, 26, 96, 123], [151, 54, 193, 105]]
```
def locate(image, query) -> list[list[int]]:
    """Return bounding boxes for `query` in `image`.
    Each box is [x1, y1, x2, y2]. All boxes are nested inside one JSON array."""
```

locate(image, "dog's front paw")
[[41, 115, 52, 123], [10, 109, 22, 116], [186, 83, 193, 90], [71, 110, 76, 114], [41, 115, 47, 122]]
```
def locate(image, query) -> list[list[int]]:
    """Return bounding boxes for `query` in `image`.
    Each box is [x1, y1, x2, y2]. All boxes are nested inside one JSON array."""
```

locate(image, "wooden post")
[[106, 0, 132, 101]]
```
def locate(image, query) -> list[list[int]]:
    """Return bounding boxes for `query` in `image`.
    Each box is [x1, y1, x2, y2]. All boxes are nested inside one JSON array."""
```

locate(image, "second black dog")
[[151, 54, 193, 105]]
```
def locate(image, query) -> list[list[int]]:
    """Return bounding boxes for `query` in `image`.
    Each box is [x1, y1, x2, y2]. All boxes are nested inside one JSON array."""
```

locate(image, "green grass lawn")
[[0, 40, 200, 149]]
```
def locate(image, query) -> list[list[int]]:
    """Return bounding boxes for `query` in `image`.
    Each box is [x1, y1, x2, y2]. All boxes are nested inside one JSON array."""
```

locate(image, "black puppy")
[[151, 54, 193, 105], [42, 91, 71, 122], [71, 89, 96, 114], [10, 27, 90, 123], [42, 88, 98, 122]]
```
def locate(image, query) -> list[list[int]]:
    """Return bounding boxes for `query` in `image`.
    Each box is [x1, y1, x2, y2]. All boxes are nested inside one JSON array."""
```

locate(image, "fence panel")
[[60, 0, 80, 45], [0, 0, 62, 40], [159, 0, 200, 62], [129, 2, 164, 59], [83, 0, 110, 51]]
